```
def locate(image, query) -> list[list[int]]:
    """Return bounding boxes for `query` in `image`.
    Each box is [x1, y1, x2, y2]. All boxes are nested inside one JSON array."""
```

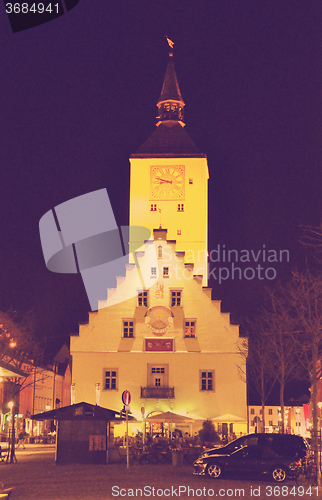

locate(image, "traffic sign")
[[122, 390, 131, 405]]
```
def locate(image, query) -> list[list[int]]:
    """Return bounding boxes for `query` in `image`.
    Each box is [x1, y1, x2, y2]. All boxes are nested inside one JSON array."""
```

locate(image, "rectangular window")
[[250, 408, 255, 415], [268, 408, 273, 415], [163, 267, 169, 278], [260, 409, 263, 414], [171, 290, 181, 306], [200, 371, 214, 391], [150, 204, 157, 211], [152, 367, 165, 374], [123, 320, 134, 338], [184, 320, 196, 338], [177, 230, 181, 235], [177, 204, 184, 212], [151, 267, 157, 278], [251, 420, 255, 426], [269, 420, 273, 426], [189, 178, 193, 184], [138, 290, 148, 307], [104, 370, 118, 390]]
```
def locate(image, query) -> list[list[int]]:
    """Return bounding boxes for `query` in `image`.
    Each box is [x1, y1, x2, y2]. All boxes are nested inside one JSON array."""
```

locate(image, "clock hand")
[[155, 177, 173, 184]]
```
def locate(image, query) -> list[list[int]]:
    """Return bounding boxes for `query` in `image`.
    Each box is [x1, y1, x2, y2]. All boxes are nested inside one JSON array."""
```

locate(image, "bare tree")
[[238, 327, 277, 432], [284, 270, 322, 486], [262, 287, 302, 433]]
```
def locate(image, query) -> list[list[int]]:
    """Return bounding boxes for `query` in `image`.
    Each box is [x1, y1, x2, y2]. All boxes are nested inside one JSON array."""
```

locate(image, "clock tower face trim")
[[150, 165, 185, 200]]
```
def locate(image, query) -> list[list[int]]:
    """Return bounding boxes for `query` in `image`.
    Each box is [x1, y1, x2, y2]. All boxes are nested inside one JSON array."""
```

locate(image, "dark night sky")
[[0, 1, 322, 360]]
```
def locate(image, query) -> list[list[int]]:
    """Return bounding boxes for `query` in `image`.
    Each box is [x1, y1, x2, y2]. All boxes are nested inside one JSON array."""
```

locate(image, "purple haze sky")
[[0, 2, 322, 358]]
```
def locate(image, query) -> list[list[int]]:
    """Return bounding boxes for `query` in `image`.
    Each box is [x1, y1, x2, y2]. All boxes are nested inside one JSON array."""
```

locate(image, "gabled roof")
[[132, 123, 205, 158], [31, 401, 134, 421]]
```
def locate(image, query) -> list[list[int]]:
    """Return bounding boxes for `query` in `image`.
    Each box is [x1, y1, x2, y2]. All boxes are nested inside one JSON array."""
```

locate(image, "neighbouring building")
[[248, 405, 310, 438], [0, 345, 71, 438], [70, 50, 247, 438]]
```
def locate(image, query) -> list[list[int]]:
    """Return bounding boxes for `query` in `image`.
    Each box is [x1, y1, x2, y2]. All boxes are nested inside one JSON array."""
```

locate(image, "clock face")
[[145, 306, 174, 336], [150, 165, 185, 200]]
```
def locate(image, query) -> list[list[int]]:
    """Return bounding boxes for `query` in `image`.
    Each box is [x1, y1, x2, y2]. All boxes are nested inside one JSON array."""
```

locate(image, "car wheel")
[[272, 466, 287, 483], [206, 463, 223, 479]]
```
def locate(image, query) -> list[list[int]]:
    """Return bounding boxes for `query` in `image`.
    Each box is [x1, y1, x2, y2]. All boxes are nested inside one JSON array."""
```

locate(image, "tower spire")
[[156, 38, 185, 126]]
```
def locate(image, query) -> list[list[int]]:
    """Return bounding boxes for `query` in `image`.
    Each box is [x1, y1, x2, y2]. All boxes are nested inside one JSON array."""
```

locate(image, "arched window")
[[158, 245, 162, 258]]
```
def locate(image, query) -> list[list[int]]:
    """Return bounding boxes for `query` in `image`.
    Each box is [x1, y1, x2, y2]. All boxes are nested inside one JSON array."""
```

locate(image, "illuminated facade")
[[70, 52, 247, 434]]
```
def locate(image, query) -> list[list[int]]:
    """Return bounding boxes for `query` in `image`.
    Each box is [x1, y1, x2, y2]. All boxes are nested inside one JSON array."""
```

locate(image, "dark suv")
[[193, 433, 311, 482]]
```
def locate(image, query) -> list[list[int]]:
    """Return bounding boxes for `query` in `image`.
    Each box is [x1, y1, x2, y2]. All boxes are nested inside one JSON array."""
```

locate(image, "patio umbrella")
[[212, 413, 246, 438], [145, 412, 195, 440], [212, 413, 246, 423], [145, 412, 195, 423]]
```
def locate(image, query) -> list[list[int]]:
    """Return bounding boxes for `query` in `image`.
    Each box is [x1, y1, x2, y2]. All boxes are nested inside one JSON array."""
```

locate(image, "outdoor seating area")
[[109, 438, 203, 465]]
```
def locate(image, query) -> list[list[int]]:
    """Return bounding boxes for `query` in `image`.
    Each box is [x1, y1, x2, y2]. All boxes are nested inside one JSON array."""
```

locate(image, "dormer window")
[[171, 290, 181, 307], [163, 267, 169, 278], [185, 320, 196, 338], [123, 320, 134, 338], [151, 267, 157, 278], [138, 290, 148, 307]]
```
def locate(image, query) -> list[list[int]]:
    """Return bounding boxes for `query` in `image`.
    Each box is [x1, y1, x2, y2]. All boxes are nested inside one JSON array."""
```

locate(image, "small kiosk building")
[[32, 402, 124, 464]]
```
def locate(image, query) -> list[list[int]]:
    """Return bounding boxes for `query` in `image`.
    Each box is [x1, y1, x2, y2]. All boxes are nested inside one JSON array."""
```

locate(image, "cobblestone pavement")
[[0, 445, 320, 500]]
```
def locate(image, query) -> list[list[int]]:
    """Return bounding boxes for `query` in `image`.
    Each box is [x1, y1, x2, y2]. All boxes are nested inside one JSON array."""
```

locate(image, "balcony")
[[140, 387, 175, 399]]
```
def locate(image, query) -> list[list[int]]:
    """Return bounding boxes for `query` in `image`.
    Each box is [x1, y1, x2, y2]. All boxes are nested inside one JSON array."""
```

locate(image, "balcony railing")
[[140, 387, 175, 399]]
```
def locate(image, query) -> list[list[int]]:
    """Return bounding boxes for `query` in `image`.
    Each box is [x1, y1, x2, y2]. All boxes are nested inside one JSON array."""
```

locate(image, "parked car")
[[193, 444, 302, 482], [193, 433, 311, 482], [205, 434, 309, 467]]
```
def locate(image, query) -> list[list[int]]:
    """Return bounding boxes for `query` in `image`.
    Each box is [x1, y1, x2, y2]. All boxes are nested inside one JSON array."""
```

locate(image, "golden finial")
[[166, 36, 174, 56]]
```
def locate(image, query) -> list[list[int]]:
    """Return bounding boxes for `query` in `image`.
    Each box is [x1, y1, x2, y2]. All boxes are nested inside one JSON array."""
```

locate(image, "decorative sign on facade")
[[155, 283, 164, 299], [145, 306, 173, 336], [145, 338, 174, 352]]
